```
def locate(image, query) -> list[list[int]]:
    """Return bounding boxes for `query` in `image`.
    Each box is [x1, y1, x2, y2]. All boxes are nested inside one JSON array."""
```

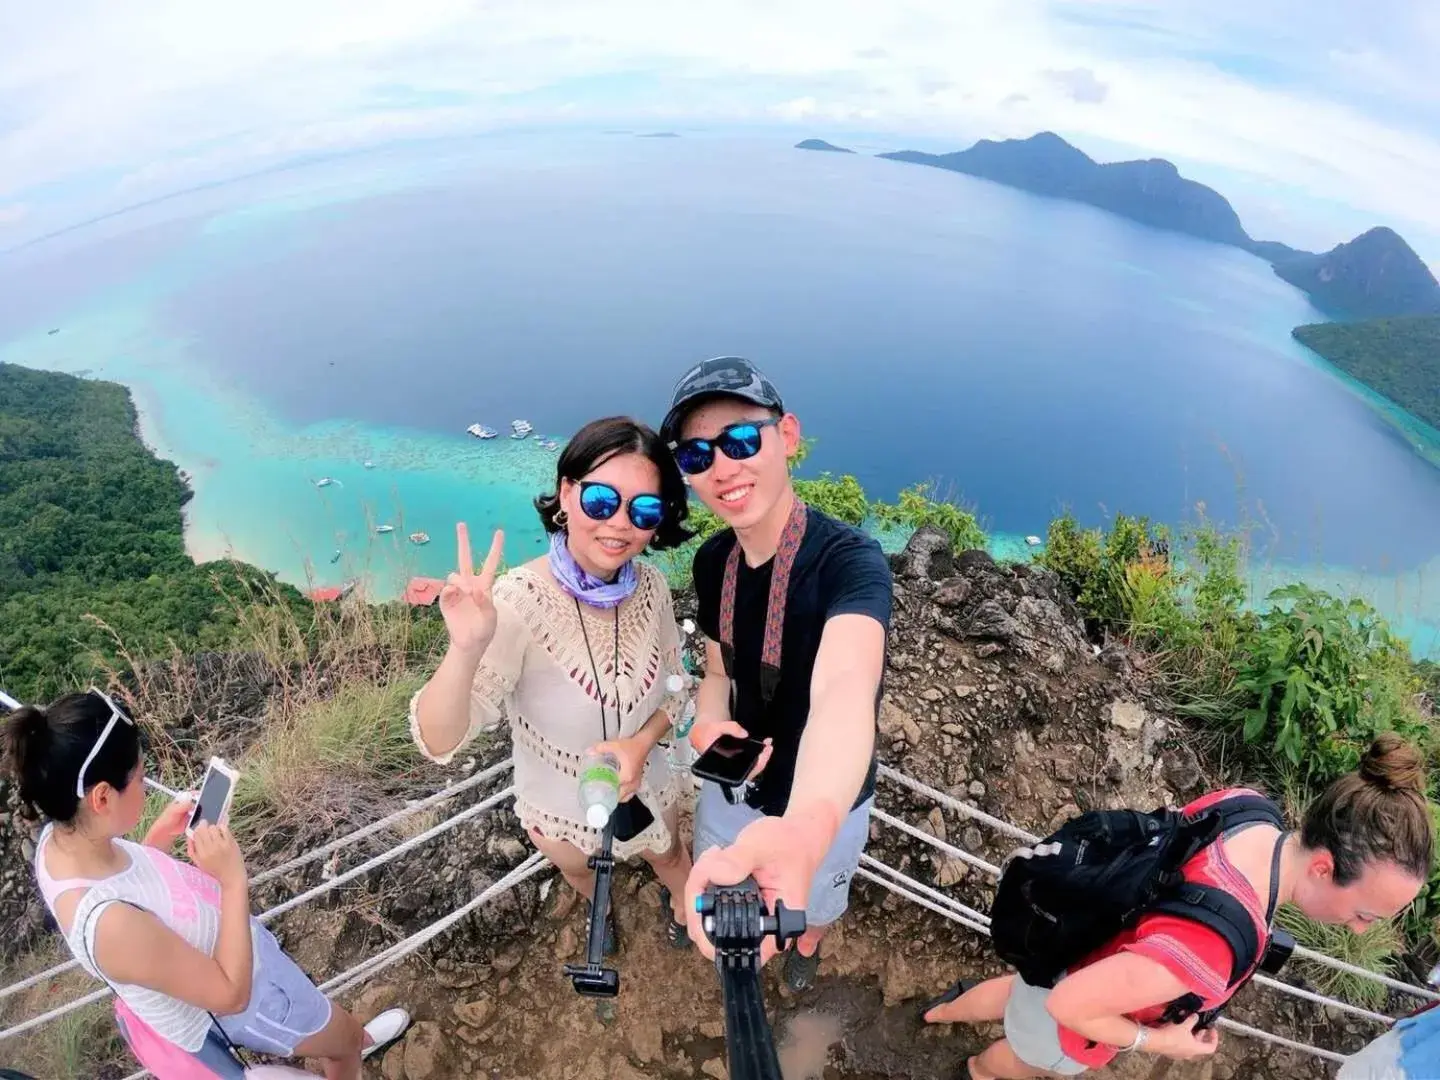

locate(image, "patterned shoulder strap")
[[718, 498, 809, 703]]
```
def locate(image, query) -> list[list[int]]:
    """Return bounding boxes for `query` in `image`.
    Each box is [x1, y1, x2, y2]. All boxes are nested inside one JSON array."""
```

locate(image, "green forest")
[[1293, 315, 1440, 430], [0, 363, 302, 702]]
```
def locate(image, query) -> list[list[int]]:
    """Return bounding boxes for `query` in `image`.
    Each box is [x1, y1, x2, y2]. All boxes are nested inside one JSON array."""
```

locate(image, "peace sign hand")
[[440, 523, 504, 656]]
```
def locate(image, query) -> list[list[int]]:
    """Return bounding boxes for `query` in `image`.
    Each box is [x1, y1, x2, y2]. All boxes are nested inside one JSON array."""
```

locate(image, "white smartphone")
[[186, 756, 240, 836]]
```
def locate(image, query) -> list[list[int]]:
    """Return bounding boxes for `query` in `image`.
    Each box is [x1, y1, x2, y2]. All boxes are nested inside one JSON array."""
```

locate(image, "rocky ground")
[[1, 528, 1393, 1078]]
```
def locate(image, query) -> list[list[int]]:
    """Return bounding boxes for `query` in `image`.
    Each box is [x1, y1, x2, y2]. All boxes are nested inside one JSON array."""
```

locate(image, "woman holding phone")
[[411, 416, 696, 951], [3, 690, 410, 1080]]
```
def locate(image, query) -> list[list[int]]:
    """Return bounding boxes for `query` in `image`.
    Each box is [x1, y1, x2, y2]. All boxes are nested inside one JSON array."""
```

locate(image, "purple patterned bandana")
[[548, 531, 637, 609]]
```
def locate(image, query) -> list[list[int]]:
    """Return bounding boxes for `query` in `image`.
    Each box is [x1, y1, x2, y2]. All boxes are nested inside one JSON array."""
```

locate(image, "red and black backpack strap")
[[1153, 794, 1286, 1025]]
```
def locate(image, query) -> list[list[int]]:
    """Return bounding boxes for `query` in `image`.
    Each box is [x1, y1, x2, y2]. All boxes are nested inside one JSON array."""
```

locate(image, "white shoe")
[[360, 1007, 411, 1060]]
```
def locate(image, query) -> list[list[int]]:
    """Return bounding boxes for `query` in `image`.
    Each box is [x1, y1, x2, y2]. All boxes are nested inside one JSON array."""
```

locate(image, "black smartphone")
[[610, 797, 655, 843], [692, 734, 767, 789]]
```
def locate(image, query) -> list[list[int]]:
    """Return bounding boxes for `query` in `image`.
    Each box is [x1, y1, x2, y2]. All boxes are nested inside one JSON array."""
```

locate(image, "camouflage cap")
[[660, 356, 785, 445]]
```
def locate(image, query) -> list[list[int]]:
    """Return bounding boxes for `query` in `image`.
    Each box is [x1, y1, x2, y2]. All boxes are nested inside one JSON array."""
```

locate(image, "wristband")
[[1119, 1023, 1148, 1052]]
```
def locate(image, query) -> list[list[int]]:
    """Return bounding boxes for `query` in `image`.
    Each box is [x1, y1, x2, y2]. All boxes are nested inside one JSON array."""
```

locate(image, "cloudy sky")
[[2, 0, 1438, 265]]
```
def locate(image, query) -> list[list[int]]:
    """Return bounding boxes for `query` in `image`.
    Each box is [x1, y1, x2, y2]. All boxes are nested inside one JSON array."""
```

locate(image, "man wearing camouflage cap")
[[664, 356, 892, 991]]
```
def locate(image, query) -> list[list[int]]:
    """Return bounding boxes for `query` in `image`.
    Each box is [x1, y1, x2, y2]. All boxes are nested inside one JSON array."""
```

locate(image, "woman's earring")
[[554, 509, 569, 528]]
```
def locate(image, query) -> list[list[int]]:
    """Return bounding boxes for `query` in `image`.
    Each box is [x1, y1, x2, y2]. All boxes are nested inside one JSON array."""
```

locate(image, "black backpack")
[[990, 794, 1286, 1018]]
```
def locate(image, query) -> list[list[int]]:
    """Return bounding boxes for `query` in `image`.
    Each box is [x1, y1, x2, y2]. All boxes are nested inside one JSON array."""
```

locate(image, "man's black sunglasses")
[[578, 481, 666, 530], [670, 417, 782, 476]]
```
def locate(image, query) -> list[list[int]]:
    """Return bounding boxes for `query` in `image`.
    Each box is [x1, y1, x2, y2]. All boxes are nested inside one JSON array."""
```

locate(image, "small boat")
[[330, 549, 342, 564], [1025, 535, 1043, 547], [375, 524, 395, 534], [409, 531, 430, 545], [48, 328, 60, 335], [363, 460, 375, 469], [466, 423, 498, 439], [511, 419, 533, 437], [313, 477, 341, 488]]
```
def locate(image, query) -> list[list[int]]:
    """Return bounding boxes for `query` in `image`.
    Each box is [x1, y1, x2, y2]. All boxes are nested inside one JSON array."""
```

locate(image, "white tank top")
[[34, 825, 224, 1052]]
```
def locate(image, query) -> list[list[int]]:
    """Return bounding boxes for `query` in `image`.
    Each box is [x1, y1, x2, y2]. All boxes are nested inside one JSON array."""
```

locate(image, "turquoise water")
[[0, 133, 1436, 656]]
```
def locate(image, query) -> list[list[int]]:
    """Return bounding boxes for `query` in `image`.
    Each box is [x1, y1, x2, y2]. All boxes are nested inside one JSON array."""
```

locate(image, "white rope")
[[0, 783, 516, 1042], [114, 854, 550, 1080], [859, 857, 1350, 1066], [880, 763, 1440, 1004], [877, 764, 1039, 843], [858, 854, 994, 928], [0, 757, 514, 1003], [870, 806, 1001, 876], [258, 784, 514, 922], [1250, 974, 1393, 1026], [321, 853, 550, 997]]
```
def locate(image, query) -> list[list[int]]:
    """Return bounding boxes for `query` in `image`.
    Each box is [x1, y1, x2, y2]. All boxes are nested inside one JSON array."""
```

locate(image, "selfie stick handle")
[[699, 884, 806, 1080], [563, 819, 620, 996]]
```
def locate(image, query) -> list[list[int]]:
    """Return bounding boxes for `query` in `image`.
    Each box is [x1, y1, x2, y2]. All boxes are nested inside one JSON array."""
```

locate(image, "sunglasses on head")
[[670, 416, 782, 476], [578, 481, 666, 531], [76, 687, 135, 799]]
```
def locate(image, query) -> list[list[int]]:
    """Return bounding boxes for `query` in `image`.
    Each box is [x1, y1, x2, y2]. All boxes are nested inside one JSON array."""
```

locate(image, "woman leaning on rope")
[[411, 415, 697, 952], [2, 690, 411, 1080], [923, 734, 1435, 1080]]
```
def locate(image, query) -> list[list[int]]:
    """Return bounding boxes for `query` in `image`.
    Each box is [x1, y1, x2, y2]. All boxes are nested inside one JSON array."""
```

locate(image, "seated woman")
[[923, 734, 1434, 1079], [410, 415, 695, 949], [3, 691, 410, 1080]]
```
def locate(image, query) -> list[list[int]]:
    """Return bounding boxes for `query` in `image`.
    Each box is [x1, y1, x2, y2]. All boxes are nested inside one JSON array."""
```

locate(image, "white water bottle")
[[578, 749, 621, 828]]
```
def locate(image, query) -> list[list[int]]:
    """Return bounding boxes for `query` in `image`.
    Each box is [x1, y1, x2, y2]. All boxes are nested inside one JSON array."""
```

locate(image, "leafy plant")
[[794, 472, 868, 526], [1275, 903, 1403, 1011], [1235, 584, 1422, 775], [873, 482, 987, 553]]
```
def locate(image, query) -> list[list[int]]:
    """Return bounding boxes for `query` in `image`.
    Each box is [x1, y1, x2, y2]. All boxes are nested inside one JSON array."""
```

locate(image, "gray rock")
[[1108, 700, 1147, 732]]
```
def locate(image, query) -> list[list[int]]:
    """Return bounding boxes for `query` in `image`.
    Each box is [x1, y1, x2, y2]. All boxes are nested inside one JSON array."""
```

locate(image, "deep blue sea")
[[1, 133, 1436, 653]]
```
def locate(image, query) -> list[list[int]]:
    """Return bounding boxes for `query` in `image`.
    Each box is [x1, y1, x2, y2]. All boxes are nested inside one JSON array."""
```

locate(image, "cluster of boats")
[[467, 419, 559, 451]]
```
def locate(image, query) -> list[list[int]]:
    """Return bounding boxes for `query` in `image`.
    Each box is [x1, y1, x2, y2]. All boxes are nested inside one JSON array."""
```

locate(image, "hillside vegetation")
[[1293, 315, 1440, 431]]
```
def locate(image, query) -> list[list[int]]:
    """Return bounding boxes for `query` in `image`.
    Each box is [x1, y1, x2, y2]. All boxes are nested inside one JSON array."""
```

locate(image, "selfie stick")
[[563, 819, 620, 997], [698, 882, 806, 1080]]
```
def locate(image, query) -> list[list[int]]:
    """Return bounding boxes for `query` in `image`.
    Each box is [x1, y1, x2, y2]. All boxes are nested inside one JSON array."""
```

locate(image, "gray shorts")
[[215, 922, 333, 1057], [692, 781, 873, 926], [1004, 977, 1088, 1075]]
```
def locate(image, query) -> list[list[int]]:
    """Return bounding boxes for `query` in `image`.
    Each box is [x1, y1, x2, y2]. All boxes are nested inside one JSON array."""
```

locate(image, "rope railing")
[[878, 763, 1440, 1004], [0, 757, 515, 1004]]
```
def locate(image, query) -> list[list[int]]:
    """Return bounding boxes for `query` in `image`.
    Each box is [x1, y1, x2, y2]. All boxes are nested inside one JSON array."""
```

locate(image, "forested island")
[[1293, 316, 1440, 431], [0, 363, 303, 700]]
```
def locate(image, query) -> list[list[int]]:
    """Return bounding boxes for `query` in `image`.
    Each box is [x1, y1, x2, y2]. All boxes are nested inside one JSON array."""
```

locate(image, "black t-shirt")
[[694, 504, 893, 816]]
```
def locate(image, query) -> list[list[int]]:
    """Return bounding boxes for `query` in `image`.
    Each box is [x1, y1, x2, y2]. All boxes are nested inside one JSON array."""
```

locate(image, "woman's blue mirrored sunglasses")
[[671, 416, 781, 475], [579, 481, 665, 530]]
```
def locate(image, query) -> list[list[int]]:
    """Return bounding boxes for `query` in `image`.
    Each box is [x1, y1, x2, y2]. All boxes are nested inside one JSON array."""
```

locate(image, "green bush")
[[873, 482, 986, 553], [794, 472, 868, 526], [1236, 584, 1426, 775]]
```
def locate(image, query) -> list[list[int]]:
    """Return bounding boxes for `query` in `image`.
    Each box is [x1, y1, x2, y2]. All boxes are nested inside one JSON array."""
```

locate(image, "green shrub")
[[1235, 584, 1426, 775], [873, 482, 986, 553], [1275, 904, 1403, 1010], [794, 472, 868, 526]]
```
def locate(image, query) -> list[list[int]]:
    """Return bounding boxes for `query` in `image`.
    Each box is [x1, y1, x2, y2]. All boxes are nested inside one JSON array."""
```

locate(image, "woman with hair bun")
[[411, 415, 697, 952], [924, 733, 1435, 1079]]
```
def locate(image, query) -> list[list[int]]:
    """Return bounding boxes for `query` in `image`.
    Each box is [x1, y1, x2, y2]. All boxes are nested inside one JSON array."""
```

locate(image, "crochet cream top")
[[410, 561, 688, 858]]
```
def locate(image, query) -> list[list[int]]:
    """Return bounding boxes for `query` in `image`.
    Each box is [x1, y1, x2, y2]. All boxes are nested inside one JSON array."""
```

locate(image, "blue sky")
[[1, 0, 1438, 268]]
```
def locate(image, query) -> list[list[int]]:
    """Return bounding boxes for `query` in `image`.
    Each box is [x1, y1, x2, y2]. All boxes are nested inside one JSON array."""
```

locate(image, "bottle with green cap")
[[578, 748, 621, 828]]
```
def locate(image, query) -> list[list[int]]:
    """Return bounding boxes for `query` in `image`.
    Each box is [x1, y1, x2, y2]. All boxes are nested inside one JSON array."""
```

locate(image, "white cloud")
[[1, 0, 1438, 261], [0, 203, 28, 227]]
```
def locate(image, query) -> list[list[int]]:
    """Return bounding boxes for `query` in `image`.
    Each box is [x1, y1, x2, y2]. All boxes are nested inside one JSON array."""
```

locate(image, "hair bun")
[[1359, 732, 1427, 795]]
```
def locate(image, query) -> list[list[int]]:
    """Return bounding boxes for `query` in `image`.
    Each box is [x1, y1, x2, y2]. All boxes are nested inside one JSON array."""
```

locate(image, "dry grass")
[[1275, 903, 1404, 1011]]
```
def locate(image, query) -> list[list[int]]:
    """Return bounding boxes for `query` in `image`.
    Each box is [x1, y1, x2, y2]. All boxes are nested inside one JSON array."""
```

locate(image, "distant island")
[[638, 131, 681, 139], [862, 132, 1440, 320], [795, 138, 854, 153], [1293, 316, 1440, 431]]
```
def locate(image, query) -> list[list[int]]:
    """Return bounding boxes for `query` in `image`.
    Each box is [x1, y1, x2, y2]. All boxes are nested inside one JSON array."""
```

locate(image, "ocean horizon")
[[2, 132, 1437, 657]]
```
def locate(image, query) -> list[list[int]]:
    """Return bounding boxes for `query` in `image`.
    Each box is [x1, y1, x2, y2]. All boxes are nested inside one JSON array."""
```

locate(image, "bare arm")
[[91, 883, 254, 1015], [1046, 953, 1219, 1058], [782, 613, 885, 857], [414, 644, 489, 760]]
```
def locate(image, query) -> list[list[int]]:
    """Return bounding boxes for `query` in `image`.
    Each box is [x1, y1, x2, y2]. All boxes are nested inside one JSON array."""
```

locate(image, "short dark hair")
[[534, 416, 694, 551], [3, 692, 141, 823]]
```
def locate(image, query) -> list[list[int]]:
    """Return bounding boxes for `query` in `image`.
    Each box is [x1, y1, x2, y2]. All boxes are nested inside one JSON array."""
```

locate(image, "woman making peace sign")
[[410, 417, 696, 950]]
